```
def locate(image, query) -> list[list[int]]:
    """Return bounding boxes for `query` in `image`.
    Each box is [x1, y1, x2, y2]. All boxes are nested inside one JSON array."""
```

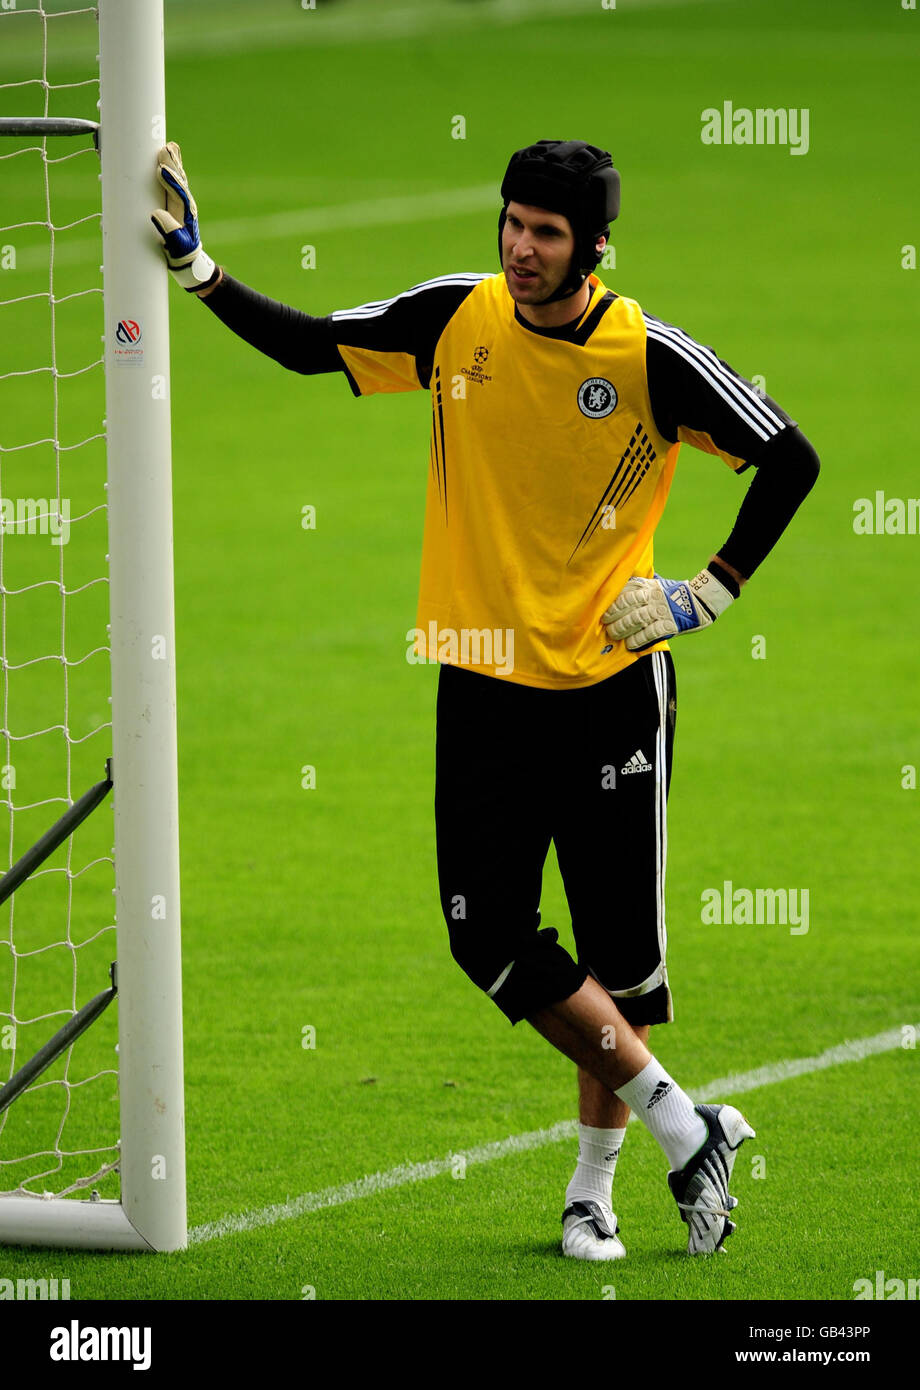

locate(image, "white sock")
[[615, 1058, 707, 1170], [565, 1124, 626, 1213]]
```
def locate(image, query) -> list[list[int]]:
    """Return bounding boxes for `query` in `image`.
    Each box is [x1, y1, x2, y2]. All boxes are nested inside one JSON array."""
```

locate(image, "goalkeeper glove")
[[602, 566, 739, 652], [150, 142, 219, 292]]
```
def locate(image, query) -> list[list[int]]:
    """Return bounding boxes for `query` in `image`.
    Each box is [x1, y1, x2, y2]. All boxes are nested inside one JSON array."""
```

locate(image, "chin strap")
[[498, 205, 592, 305], [537, 267, 587, 305]]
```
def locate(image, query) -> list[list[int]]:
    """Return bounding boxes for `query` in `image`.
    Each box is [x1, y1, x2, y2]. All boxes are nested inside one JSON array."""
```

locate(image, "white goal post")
[[0, 0, 185, 1252]]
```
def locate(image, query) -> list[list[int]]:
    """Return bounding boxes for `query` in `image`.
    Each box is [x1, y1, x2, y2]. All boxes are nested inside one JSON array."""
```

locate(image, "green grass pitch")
[[0, 0, 918, 1306]]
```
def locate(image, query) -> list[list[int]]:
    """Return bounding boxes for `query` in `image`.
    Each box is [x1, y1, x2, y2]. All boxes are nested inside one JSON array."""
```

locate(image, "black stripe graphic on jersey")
[[567, 424, 656, 564], [570, 290, 617, 347], [609, 430, 656, 510], [610, 459, 643, 510], [435, 365, 448, 524], [618, 455, 654, 507], [566, 430, 638, 564], [430, 411, 442, 505]]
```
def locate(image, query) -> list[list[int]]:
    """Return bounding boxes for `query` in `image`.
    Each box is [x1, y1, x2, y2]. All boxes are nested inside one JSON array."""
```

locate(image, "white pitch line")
[[208, 183, 499, 247], [187, 1021, 916, 1246], [690, 1026, 916, 1102]]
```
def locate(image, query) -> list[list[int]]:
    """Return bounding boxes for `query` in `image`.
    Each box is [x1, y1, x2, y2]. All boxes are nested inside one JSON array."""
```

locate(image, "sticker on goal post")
[[113, 316, 144, 365]]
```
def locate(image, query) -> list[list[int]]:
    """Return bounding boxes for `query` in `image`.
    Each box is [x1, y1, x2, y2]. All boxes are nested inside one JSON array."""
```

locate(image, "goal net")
[[0, 0, 185, 1252]]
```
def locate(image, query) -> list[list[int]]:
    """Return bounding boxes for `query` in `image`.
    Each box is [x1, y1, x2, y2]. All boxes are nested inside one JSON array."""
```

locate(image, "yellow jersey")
[[327, 271, 794, 688]]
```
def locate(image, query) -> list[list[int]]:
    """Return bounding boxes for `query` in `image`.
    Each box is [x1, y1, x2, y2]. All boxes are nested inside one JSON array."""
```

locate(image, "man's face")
[[501, 201, 577, 304]]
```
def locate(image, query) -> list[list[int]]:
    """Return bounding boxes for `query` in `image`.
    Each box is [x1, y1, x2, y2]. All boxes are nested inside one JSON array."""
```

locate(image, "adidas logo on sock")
[[646, 1080, 674, 1110], [604, 1147, 621, 1162], [621, 749, 653, 775]]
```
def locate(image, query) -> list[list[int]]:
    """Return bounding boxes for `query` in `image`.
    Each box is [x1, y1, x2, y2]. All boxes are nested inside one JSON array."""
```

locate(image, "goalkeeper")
[[152, 139, 819, 1260]]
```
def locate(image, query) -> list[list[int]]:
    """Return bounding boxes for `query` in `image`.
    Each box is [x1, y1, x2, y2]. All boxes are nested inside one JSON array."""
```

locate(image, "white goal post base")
[[0, 1196, 155, 1251]]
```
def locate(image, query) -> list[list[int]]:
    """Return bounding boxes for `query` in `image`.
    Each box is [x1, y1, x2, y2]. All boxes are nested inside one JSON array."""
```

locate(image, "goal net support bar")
[[0, 764, 113, 909], [0, 965, 117, 1119]]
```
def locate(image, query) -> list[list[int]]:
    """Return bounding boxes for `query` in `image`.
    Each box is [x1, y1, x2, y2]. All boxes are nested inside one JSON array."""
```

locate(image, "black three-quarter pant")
[[435, 650, 677, 1027]]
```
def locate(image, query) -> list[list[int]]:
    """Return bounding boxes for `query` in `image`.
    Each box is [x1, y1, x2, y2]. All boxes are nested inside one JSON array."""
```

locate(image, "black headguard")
[[498, 139, 620, 301]]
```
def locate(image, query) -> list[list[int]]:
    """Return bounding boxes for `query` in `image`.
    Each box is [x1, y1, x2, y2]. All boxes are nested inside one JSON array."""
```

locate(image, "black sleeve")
[[715, 426, 820, 579], [644, 312, 797, 470], [202, 274, 346, 375], [643, 310, 818, 579], [201, 271, 487, 394]]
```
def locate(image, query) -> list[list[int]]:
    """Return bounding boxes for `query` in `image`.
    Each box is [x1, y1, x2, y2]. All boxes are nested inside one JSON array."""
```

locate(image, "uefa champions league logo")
[[577, 377, 617, 418]]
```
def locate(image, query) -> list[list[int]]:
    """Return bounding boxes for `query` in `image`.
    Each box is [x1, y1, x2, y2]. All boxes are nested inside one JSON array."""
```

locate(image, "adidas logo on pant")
[[621, 748, 653, 775]]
